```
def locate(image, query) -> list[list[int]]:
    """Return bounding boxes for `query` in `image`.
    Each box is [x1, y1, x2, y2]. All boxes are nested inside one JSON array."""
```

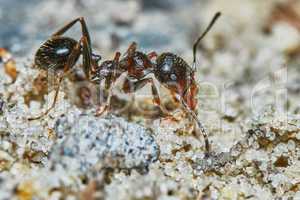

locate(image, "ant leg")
[[148, 79, 180, 121], [122, 76, 157, 94], [122, 77, 137, 93], [52, 17, 91, 47], [122, 77, 178, 121], [28, 76, 63, 121], [81, 36, 92, 79], [102, 52, 121, 89], [95, 81, 110, 116], [175, 94, 210, 156], [95, 52, 121, 116], [28, 39, 83, 121], [111, 52, 121, 82], [126, 42, 137, 56], [183, 80, 199, 111]]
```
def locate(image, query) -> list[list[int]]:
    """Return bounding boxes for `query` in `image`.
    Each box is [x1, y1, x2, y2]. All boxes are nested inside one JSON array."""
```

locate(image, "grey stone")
[[52, 114, 160, 174]]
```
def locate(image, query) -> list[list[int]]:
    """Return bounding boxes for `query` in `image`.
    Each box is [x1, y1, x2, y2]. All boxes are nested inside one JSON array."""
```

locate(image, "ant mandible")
[[28, 13, 221, 156]]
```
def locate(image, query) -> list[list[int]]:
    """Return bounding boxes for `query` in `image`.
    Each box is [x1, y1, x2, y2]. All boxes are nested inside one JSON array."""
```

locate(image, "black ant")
[[28, 13, 221, 156]]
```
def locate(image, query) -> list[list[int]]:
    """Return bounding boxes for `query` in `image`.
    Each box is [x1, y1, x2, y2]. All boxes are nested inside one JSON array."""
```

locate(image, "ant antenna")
[[192, 12, 221, 71]]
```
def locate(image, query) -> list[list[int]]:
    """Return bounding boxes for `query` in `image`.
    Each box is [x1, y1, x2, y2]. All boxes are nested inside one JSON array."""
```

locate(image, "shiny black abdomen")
[[35, 37, 78, 72]]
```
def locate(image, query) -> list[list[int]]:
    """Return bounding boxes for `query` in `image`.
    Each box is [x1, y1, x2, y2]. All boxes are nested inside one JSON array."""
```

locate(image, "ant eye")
[[170, 74, 177, 81]]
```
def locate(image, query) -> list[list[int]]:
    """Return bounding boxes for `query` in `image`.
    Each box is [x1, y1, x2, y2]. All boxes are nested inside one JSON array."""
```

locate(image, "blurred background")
[[0, 0, 211, 55], [1, 0, 298, 56]]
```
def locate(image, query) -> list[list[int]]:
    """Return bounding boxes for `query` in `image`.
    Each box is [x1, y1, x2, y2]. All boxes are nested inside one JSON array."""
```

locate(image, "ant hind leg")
[[52, 17, 92, 46], [175, 95, 210, 156], [28, 38, 84, 121], [122, 77, 179, 121], [126, 42, 137, 56]]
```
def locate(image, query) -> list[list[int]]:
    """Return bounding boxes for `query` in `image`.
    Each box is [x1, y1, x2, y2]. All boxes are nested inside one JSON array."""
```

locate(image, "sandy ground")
[[0, 0, 300, 199]]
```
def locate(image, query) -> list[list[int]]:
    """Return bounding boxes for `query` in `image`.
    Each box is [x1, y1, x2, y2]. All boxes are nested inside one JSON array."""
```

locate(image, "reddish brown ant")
[[28, 13, 221, 156], [92, 12, 221, 155]]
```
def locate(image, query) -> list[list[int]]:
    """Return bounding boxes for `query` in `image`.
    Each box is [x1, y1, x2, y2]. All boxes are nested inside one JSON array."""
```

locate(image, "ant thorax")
[[119, 51, 154, 79]]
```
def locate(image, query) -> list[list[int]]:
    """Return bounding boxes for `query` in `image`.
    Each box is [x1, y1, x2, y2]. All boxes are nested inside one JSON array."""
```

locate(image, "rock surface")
[[52, 113, 159, 173]]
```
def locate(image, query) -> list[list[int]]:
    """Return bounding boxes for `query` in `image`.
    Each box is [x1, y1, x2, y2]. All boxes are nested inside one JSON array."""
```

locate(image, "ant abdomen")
[[35, 37, 79, 72]]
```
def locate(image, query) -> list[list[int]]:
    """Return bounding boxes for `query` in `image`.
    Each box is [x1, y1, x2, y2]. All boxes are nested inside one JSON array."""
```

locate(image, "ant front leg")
[[175, 94, 210, 156], [122, 77, 178, 121], [183, 79, 199, 112]]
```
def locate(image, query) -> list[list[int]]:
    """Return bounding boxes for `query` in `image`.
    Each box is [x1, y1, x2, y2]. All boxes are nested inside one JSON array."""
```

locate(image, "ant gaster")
[[28, 17, 101, 120], [28, 13, 221, 156]]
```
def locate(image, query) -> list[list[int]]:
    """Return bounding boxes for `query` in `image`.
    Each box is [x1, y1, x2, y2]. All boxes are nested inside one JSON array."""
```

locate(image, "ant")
[[28, 13, 221, 156], [92, 12, 221, 155]]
